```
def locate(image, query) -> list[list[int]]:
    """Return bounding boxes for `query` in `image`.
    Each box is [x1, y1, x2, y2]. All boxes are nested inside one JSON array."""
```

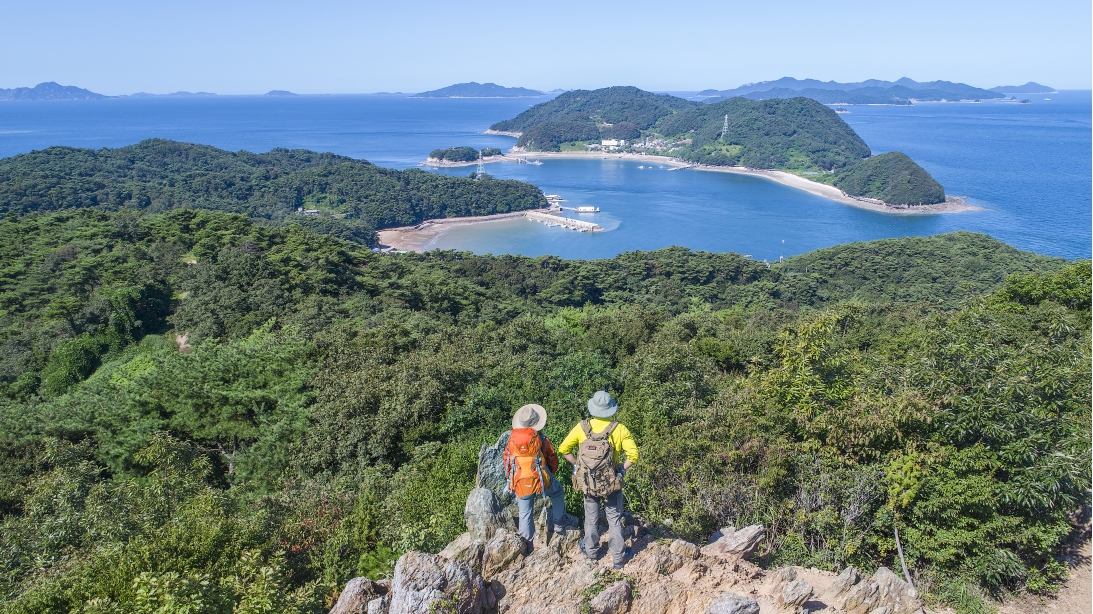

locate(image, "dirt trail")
[[999, 537, 1091, 614]]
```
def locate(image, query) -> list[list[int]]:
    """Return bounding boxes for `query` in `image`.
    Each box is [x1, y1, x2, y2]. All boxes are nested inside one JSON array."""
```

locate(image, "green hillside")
[[490, 86, 695, 150], [0, 204, 1087, 613], [0, 140, 547, 244], [655, 96, 872, 171], [829, 151, 946, 205]]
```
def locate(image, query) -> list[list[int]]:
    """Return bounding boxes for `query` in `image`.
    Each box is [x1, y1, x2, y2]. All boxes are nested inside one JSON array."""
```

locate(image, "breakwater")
[[524, 211, 603, 232]]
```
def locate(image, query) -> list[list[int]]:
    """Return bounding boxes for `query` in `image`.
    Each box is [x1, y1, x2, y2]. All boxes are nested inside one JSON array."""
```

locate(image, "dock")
[[525, 211, 603, 232]]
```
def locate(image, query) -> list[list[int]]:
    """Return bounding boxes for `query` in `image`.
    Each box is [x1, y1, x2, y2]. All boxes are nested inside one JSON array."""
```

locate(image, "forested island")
[[490, 86, 948, 206], [0, 82, 107, 101], [699, 77, 1003, 105], [0, 140, 547, 245], [0, 201, 1087, 613], [414, 82, 545, 97]]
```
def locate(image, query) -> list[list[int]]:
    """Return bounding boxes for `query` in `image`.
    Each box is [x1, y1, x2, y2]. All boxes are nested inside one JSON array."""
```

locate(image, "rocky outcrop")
[[330, 577, 383, 614], [386, 551, 484, 614], [439, 532, 486, 573], [704, 592, 760, 614], [589, 580, 632, 614], [334, 471, 937, 614], [701, 525, 765, 561], [482, 529, 526, 579], [823, 565, 924, 614], [465, 487, 511, 542]]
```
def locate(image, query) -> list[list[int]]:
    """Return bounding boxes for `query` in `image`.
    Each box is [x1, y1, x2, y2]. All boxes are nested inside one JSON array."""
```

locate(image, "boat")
[[575, 206, 600, 213], [834, 107, 850, 114]]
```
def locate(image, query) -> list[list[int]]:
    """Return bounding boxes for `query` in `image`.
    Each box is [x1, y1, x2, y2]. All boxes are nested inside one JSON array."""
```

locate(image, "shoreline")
[[376, 209, 545, 252], [425, 150, 981, 214]]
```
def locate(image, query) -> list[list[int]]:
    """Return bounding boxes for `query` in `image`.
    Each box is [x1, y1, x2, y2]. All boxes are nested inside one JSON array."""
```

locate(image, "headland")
[[421, 150, 981, 215]]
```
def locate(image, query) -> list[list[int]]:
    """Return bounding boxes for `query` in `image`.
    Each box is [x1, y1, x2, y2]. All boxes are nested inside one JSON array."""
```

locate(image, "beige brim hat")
[[512, 404, 547, 431]]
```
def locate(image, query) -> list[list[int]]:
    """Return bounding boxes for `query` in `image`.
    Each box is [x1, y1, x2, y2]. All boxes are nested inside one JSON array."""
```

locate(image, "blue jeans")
[[516, 474, 566, 544]]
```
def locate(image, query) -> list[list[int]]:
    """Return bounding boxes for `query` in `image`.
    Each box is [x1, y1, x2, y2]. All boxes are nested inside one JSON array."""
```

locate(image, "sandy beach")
[[420, 150, 980, 214], [377, 210, 540, 252]]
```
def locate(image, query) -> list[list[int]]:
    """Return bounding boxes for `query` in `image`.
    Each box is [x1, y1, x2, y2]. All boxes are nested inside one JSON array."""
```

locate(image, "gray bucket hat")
[[587, 391, 618, 418], [512, 404, 547, 431]]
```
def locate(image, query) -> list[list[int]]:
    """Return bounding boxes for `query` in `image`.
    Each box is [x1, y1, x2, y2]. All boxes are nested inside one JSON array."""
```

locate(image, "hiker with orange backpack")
[[504, 403, 568, 550], [558, 391, 639, 570]]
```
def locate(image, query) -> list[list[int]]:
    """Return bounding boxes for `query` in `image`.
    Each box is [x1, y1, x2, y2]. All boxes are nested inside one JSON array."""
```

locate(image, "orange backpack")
[[504, 428, 552, 498]]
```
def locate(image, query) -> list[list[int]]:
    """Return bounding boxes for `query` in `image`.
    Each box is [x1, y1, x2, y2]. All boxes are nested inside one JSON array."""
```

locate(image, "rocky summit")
[[329, 461, 930, 614]]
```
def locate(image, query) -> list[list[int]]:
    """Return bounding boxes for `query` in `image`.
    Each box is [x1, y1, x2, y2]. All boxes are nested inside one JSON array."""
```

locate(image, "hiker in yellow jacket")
[[559, 391, 638, 570]]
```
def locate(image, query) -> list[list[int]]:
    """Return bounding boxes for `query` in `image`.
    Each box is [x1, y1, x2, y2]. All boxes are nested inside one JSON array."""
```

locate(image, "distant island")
[[265, 90, 297, 96], [414, 82, 544, 98], [698, 77, 1003, 105], [0, 82, 106, 101], [127, 91, 217, 98], [489, 86, 953, 208], [989, 82, 1055, 93]]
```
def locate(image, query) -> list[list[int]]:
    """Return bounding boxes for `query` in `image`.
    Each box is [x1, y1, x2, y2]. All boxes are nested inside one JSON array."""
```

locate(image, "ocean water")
[[0, 92, 1088, 259]]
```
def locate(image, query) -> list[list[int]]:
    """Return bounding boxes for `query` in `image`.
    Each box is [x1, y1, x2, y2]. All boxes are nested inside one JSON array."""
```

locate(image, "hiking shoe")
[[579, 540, 596, 562], [552, 524, 567, 537], [612, 548, 632, 570]]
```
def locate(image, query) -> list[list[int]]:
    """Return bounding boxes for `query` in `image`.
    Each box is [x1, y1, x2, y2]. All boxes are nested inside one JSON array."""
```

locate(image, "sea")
[[0, 91, 1089, 260]]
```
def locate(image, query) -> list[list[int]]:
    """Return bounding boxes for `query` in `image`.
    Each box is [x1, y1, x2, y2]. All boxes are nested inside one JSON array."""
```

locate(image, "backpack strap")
[[580, 419, 593, 438], [586, 420, 617, 441]]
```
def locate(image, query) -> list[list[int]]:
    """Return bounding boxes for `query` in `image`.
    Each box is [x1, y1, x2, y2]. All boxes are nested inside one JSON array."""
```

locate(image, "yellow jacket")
[[558, 418, 639, 465]]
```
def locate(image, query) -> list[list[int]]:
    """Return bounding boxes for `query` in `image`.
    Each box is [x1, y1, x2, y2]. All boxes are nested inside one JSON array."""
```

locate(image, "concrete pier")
[[525, 211, 603, 232]]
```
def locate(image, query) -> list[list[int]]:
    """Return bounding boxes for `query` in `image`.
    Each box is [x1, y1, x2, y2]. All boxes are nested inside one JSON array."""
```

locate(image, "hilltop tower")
[[720, 114, 729, 140], [476, 155, 485, 179]]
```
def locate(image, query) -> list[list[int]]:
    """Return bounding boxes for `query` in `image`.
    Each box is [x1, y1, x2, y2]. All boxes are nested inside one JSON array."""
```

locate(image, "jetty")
[[525, 211, 603, 232]]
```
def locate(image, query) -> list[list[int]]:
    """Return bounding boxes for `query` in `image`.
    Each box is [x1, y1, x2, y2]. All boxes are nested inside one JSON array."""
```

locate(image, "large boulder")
[[465, 487, 509, 542], [330, 577, 383, 614], [705, 592, 760, 614], [476, 433, 515, 508], [481, 528, 526, 579], [387, 551, 484, 614], [825, 566, 923, 614], [701, 525, 765, 561], [589, 580, 632, 614], [439, 532, 486, 574], [778, 579, 814, 611]]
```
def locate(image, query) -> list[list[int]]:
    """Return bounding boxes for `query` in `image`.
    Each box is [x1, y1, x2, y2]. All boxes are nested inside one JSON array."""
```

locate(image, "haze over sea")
[[0, 91, 1088, 260]]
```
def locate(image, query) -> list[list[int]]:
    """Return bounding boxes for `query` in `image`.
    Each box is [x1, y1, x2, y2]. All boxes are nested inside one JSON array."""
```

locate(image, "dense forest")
[[0, 140, 547, 244], [0, 203, 1088, 613], [489, 86, 694, 150], [488, 87, 948, 205], [428, 147, 480, 162], [826, 152, 946, 205]]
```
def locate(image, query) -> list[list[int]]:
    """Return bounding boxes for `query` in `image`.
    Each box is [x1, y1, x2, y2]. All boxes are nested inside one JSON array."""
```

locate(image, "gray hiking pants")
[[582, 490, 625, 564], [516, 475, 566, 544]]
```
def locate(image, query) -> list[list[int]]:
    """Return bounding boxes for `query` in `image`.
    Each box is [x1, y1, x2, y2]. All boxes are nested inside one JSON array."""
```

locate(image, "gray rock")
[[871, 567, 920, 614], [647, 542, 685, 575], [708, 525, 735, 544], [839, 575, 880, 614], [768, 567, 797, 585], [700, 525, 765, 560], [465, 488, 509, 542], [477, 433, 515, 507], [387, 551, 484, 614], [330, 577, 382, 614], [365, 596, 389, 614], [826, 566, 861, 599], [439, 532, 486, 574], [668, 539, 700, 560], [590, 580, 632, 614], [705, 592, 760, 614], [481, 529, 526, 579], [779, 578, 814, 609]]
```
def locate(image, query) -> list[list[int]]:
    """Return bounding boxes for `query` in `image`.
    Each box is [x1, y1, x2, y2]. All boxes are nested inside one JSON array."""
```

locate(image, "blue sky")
[[2, 0, 1089, 94]]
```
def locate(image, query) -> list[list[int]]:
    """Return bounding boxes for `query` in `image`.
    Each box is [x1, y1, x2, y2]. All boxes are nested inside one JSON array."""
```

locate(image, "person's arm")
[[619, 425, 638, 472], [557, 424, 583, 465], [541, 436, 559, 474]]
